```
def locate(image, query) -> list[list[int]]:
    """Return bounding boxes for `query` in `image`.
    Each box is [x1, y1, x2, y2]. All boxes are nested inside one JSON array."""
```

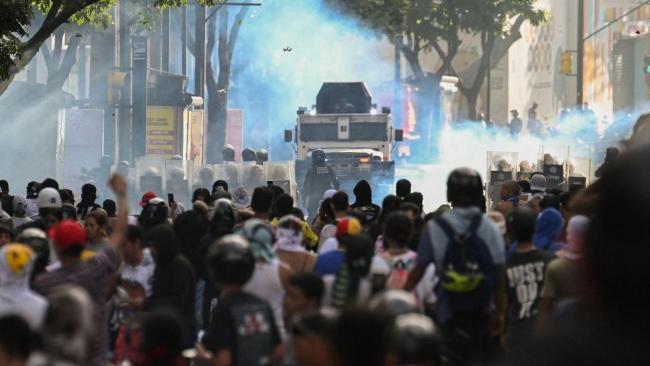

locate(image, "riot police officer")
[[302, 149, 339, 219], [241, 148, 256, 162], [222, 144, 236, 162], [255, 149, 268, 165]]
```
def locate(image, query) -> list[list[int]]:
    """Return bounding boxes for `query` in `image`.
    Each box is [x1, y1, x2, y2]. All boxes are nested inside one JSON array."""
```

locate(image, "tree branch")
[[205, 13, 217, 93], [227, 4, 249, 59]]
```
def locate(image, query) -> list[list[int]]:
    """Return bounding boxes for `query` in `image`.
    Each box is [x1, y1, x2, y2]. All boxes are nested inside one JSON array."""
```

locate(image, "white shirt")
[[244, 259, 286, 340], [120, 248, 156, 297]]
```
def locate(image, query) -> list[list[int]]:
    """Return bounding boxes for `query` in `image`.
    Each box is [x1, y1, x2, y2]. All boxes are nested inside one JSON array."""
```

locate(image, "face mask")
[[503, 195, 520, 207]]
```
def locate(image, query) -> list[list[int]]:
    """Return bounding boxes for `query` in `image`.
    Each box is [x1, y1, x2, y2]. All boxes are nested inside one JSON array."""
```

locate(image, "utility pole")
[[394, 35, 402, 129], [577, 0, 584, 107], [162, 9, 170, 72], [194, 4, 206, 98], [131, 36, 148, 159], [486, 50, 492, 124], [117, 0, 132, 162], [181, 6, 187, 76]]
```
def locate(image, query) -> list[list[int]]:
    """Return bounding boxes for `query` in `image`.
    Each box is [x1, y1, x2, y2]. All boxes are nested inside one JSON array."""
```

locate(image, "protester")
[[133, 309, 188, 366], [25, 182, 39, 219], [351, 180, 381, 223], [532, 205, 564, 253], [85, 209, 110, 253], [33, 174, 127, 366], [59, 189, 78, 221], [369, 194, 402, 245], [405, 168, 506, 365], [239, 218, 291, 340], [395, 179, 412, 200], [274, 215, 317, 273], [317, 191, 349, 250], [77, 183, 101, 220], [198, 234, 283, 365], [0, 226, 12, 247], [272, 194, 318, 249], [0, 243, 48, 329], [504, 207, 553, 357], [173, 189, 210, 275], [0, 180, 14, 217], [0, 315, 32, 366], [145, 225, 196, 347], [314, 217, 362, 275], [250, 187, 274, 222]]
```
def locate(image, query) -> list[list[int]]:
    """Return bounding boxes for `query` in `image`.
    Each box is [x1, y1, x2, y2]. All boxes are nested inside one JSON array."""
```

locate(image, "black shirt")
[[203, 291, 280, 365], [506, 249, 553, 328]]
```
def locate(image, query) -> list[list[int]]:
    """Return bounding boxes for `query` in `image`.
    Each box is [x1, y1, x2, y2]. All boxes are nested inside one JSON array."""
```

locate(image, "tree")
[[326, 0, 547, 123], [188, 2, 250, 163], [453, 1, 547, 120], [0, 0, 117, 96]]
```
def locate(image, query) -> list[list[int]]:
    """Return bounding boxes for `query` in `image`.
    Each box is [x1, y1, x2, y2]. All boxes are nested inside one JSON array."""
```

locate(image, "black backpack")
[[434, 215, 497, 314]]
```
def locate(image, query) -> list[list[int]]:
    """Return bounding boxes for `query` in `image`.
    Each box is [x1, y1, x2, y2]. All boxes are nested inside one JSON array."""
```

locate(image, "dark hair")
[[383, 212, 414, 247], [559, 191, 574, 210], [0, 226, 14, 241], [81, 183, 97, 201], [213, 180, 228, 192], [126, 225, 144, 244], [192, 188, 213, 205], [501, 181, 520, 197], [403, 192, 424, 211], [348, 209, 368, 227], [317, 198, 335, 224], [289, 273, 325, 304], [274, 194, 294, 217], [59, 189, 74, 204], [540, 194, 560, 210], [549, 188, 563, 197], [103, 199, 117, 216], [0, 180, 9, 192], [0, 315, 32, 361], [396, 179, 411, 199], [509, 207, 537, 242], [291, 207, 305, 221], [517, 180, 532, 193], [400, 202, 421, 217], [332, 191, 349, 212], [332, 308, 390, 366], [146, 225, 179, 265], [40, 178, 59, 191], [139, 309, 187, 366], [250, 187, 274, 213]]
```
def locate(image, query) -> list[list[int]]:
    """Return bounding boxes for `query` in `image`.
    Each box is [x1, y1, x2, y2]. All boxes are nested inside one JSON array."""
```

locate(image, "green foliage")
[[0, 1, 32, 79]]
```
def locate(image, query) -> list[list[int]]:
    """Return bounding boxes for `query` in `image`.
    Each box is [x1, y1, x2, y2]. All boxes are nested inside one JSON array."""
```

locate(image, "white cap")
[[323, 189, 337, 200], [37, 188, 62, 209], [148, 197, 166, 206], [530, 174, 547, 192]]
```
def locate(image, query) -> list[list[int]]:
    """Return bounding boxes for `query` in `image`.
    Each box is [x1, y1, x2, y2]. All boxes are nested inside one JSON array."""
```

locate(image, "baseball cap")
[[530, 174, 547, 192], [37, 188, 62, 209], [336, 217, 362, 241], [48, 220, 87, 251], [140, 192, 156, 207]]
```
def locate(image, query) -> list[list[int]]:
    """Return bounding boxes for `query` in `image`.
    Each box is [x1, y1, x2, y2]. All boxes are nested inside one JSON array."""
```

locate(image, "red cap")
[[48, 220, 87, 251], [336, 217, 362, 240], [140, 192, 156, 207]]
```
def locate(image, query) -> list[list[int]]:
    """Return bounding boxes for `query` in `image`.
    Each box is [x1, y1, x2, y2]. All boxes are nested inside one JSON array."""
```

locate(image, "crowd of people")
[[0, 114, 648, 366]]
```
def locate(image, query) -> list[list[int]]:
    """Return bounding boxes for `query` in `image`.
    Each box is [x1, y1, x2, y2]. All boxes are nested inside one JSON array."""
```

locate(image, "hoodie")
[[351, 180, 381, 222], [12, 195, 33, 228], [0, 243, 48, 329], [533, 208, 564, 253]]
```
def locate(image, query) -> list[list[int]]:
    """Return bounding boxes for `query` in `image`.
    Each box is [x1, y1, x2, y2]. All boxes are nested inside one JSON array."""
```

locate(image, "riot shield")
[[239, 162, 267, 197], [193, 164, 216, 191], [539, 146, 569, 190], [136, 156, 165, 199], [165, 159, 192, 208], [486, 151, 517, 208], [266, 161, 296, 200], [213, 163, 242, 192], [568, 156, 591, 189]]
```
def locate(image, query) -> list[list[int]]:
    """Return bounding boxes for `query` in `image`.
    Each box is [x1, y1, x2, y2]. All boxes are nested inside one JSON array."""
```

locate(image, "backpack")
[[382, 251, 417, 290], [434, 215, 497, 314]]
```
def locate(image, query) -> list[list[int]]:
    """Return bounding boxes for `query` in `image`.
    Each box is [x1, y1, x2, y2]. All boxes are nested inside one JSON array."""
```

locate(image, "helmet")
[[256, 149, 269, 163], [0, 243, 35, 277], [16, 228, 49, 259], [222, 144, 236, 162], [387, 313, 443, 365], [368, 290, 419, 317], [242, 148, 256, 162], [167, 166, 185, 180], [446, 168, 483, 207], [311, 149, 326, 165], [144, 167, 160, 176], [206, 234, 255, 285], [99, 155, 114, 168], [37, 188, 62, 209], [199, 165, 215, 183]]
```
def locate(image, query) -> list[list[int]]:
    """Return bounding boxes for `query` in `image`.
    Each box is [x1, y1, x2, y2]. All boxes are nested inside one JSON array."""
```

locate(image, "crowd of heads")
[[0, 114, 648, 365]]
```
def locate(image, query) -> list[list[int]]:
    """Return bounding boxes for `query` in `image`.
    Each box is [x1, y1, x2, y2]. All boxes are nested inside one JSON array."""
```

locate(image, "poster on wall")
[[146, 106, 177, 158]]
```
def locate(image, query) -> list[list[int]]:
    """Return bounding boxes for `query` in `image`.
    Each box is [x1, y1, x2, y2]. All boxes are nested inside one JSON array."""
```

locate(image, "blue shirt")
[[313, 250, 345, 276]]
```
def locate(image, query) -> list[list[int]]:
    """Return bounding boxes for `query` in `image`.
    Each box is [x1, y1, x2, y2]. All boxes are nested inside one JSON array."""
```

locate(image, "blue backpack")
[[434, 215, 497, 314]]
